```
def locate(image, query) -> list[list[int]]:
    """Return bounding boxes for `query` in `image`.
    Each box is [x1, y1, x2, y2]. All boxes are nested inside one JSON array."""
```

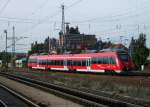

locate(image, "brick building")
[[59, 25, 97, 52]]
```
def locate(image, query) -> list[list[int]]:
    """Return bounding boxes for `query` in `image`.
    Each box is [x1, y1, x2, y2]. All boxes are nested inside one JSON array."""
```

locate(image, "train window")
[[72, 61, 76, 66], [57, 60, 62, 65], [77, 61, 82, 66], [53, 60, 56, 65], [67, 60, 72, 66], [110, 57, 116, 64], [47, 60, 51, 65], [60, 60, 63, 65], [58, 60, 61, 65], [44, 60, 47, 65], [55, 60, 58, 65], [82, 60, 86, 66], [29, 59, 34, 63], [28, 59, 31, 63], [54, 60, 56, 65], [73, 60, 81, 66], [51, 60, 54, 65], [39, 60, 46, 65], [118, 54, 129, 61], [30, 59, 33, 63], [54, 60, 57, 65], [39, 60, 42, 64], [102, 57, 109, 64], [30, 58, 37, 63], [67, 60, 69, 65], [41, 60, 43, 65], [34, 59, 37, 63], [97, 57, 103, 64], [92, 58, 97, 64], [51, 60, 53, 65]]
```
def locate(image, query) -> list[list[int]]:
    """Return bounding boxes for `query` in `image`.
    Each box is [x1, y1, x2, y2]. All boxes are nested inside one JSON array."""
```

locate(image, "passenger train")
[[28, 49, 134, 73]]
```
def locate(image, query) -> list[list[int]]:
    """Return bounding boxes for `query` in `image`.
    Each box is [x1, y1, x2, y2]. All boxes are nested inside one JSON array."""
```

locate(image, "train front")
[[117, 52, 134, 72]]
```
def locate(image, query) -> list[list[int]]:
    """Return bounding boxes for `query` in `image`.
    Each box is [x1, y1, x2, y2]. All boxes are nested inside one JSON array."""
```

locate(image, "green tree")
[[28, 41, 44, 55], [0, 51, 11, 67], [131, 33, 149, 69]]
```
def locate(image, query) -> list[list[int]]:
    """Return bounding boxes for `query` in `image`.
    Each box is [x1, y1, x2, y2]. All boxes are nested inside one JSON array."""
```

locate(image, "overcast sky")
[[0, 0, 150, 53]]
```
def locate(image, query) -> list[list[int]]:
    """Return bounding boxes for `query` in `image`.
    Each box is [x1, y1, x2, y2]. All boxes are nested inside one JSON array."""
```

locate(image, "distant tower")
[[61, 4, 65, 34], [12, 26, 15, 57], [65, 22, 70, 34]]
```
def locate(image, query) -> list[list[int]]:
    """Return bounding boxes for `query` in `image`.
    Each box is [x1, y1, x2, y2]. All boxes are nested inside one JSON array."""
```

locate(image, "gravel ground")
[[9, 69, 150, 101], [0, 76, 83, 107]]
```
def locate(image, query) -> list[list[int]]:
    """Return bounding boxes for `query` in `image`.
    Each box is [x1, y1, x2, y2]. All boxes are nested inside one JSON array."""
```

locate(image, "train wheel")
[[104, 70, 110, 75], [105, 70, 115, 75], [123, 67, 128, 72]]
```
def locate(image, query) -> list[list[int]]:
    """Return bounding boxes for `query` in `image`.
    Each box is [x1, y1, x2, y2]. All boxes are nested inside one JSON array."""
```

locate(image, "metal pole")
[[61, 4, 66, 53], [4, 30, 8, 68], [13, 26, 15, 56], [49, 37, 51, 52], [12, 26, 15, 68], [61, 4, 65, 34]]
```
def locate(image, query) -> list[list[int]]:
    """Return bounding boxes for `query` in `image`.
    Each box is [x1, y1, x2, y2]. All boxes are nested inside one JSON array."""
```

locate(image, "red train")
[[28, 49, 134, 73]]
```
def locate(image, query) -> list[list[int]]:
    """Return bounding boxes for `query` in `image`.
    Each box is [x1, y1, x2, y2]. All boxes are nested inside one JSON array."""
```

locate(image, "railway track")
[[5, 68, 150, 78], [0, 99, 7, 107], [0, 72, 149, 107], [0, 83, 39, 107]]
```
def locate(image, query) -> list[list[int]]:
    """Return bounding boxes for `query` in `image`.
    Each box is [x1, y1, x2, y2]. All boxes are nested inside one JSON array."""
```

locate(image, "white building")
[[147, 54, 150, 61], [0, 60, 2, 67]]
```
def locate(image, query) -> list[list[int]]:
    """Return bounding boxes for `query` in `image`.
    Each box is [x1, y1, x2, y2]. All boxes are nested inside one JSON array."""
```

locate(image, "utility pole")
[[89, 24, 91, 34], [49, 37, 51, 52], [61, 4, 65, 34], [4, 30, 8, 68], [137, 24, 140, 34], [12, 26, 15, 57], [120, 36, 123, 44], [61, 4, 66, 52], [12, 26, 15, 68]]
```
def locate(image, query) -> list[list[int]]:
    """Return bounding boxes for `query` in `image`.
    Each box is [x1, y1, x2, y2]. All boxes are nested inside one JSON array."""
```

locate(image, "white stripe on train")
[[32, 66, 121, 73]]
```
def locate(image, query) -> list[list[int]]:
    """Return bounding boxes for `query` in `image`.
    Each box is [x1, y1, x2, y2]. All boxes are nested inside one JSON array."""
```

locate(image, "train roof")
[[100, 48, 128, 53], [29, 52, 117, 60]]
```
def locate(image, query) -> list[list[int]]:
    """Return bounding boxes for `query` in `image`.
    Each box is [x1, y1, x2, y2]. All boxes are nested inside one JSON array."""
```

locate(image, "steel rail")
[[0, 100, 7, 107], [0, 83, 40, 107], [2, 73, 143, 107], [4, 68, 150, 77], [0, 72, 145, 107]]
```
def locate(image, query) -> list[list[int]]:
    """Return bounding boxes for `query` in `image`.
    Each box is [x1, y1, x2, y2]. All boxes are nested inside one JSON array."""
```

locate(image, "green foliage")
[[0, 51, 11, 64], [28, 41, 44, 55], [130, 33, 149, 69]]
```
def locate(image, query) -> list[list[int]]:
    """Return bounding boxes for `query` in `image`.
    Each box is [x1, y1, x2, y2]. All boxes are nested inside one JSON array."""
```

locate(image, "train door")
[[107, 57, 111, 70], [64, 60, 68, 71], [68, 60, 74, 71], [37, 58, 39, 68], [86, 59, 91, 72]]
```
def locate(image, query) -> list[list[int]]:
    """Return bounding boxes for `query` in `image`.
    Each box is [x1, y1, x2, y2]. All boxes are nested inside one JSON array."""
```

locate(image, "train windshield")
[[118, 53, 129, 61]]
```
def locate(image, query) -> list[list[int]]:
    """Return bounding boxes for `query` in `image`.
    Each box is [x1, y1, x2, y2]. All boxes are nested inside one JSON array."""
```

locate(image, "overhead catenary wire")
[[0, 0, 11, 16], [31, 0, 49, 15], [0, 0, 150, 52], [20, 0, 84, 35], [70, 1, 150, 24], [66, 0, 84, 9]]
